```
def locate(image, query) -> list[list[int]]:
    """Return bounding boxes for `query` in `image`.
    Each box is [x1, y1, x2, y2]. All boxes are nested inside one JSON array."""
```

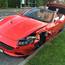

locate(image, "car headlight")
[[18, 39, 28, 46], [18, 36, 36, 46]]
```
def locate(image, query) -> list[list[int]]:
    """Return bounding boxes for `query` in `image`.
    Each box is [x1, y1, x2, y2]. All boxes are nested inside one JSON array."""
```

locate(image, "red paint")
[[0, 10, 65, 57]]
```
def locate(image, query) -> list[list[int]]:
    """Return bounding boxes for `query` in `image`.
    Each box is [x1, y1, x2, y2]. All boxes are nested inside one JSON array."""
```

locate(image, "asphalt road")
[[0, 53, 24, 65]]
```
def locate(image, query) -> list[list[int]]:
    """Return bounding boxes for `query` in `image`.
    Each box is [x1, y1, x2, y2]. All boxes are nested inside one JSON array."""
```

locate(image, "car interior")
[[37, 9, 54, 22], [23, 8, 54, 23]]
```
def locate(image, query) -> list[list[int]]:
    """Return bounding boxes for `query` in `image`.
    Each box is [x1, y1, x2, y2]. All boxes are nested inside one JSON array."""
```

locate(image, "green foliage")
[[0, 0, 20, 8], [36, 0, 48, 6], [8, 0, 20, 8], [0, 0, 8, 8], [0, 0, 49, 8]]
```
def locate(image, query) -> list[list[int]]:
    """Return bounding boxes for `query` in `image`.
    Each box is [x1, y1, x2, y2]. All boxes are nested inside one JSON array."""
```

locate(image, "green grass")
[[26, 30, 65, 65]]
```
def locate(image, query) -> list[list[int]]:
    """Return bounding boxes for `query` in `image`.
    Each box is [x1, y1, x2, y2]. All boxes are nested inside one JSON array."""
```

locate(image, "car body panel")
[[0, 3, 65, 57], [0, 15, 47, 48]]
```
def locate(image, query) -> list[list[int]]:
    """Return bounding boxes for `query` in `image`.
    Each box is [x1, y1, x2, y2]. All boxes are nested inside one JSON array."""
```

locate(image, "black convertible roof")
[[47, 3, 65, 14]]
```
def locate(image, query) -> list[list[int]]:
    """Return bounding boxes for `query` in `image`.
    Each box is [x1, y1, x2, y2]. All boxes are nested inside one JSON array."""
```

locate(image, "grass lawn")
[[26, 30, 65, 65]]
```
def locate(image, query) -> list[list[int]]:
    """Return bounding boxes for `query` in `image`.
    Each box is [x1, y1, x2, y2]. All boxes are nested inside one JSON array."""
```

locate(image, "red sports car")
[[0, 3, 65, 57]]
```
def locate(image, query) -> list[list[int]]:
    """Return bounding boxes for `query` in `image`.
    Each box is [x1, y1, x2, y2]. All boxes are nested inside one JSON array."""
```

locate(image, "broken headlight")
[[18, 36, 36, 46]]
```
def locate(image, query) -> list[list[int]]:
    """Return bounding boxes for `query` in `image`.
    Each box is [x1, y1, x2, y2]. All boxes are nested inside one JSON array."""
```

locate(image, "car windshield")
[[23, 8, 54, 22]]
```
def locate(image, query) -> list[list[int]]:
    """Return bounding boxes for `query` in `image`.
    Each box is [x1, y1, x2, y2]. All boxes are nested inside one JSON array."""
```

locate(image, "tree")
[[0, 0, 9, 8], [36, 0, 54, 6]]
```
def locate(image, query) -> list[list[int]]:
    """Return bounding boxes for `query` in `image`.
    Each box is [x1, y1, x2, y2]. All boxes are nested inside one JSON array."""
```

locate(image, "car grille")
[[0, 42, 14, 50]]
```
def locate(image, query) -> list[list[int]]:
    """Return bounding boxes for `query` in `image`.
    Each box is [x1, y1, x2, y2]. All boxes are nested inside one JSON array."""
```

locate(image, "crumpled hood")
[[0, 15, 47, 48], [0, 15, 47, 40]]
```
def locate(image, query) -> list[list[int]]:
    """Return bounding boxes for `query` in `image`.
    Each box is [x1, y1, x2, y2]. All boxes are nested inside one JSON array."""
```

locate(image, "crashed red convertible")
[[0, 3, 65, 57]]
